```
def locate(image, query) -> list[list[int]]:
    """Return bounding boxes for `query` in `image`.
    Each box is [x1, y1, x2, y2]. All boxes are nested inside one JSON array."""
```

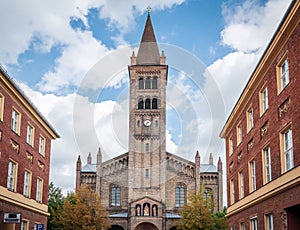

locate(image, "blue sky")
[[0, 0, 292, 195]]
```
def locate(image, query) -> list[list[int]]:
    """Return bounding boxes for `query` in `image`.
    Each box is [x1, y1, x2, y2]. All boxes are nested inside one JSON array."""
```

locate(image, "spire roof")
[[136, 10, 160, 65]]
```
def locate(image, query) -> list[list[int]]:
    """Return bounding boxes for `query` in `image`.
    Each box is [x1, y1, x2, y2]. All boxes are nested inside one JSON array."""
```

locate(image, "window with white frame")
[[39, 136, 45, 156], [237, 123, 242, 145], [36, 178, 43, 202], [21, 220, 29, 230], [230, 179, 235, 205], [280, 59, 289, 90], [260, 87, 268, 114], [265, 213, 274, 230], [239, 172, 244, 199], [247, 108, 254, 132], [240, 222, 245, 230], [12, 109, 21, 134], [229, 136, 233, 156], [263, 146, 272, 183], [250, 217, 258, 230], [26, 124, 34, 146], [283, 128, 293, 172], [249, 160, 256, 192], [23, 170, 31, 197], [0, 93, 4, 121], [7, 161, 17, 191]]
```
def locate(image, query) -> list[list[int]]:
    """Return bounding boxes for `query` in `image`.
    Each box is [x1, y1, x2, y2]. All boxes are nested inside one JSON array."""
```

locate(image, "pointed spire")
[[136, 9, 160, 65], [87, 152, 92, 164], [195, 150, 200, 166], [218, 157, 222, 171], [209, 153, 213, 165]]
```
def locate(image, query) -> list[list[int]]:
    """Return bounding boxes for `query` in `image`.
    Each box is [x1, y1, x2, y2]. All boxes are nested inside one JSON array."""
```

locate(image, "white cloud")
[[221, 0, 292, 52]]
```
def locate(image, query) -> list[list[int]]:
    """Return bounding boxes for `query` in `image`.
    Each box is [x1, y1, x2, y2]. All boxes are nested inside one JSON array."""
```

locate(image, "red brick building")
[[220, 1, 300, 230], [0, 66, 59, 230]]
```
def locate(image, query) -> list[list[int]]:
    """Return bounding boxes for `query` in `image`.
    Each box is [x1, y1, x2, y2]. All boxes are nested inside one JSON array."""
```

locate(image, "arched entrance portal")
[[135, 222, 159, 230]]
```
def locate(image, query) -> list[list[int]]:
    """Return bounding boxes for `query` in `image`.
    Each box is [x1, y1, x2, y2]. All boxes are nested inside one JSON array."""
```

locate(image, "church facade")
[[76, 11, 223, 230]]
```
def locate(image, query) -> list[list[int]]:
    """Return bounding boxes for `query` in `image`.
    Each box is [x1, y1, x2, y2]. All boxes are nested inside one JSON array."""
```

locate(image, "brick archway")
[[135, 222, 159, 230]]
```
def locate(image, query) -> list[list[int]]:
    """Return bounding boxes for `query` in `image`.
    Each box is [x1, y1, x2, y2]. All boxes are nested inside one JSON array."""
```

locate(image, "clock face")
[[144, 119, 151, 126]]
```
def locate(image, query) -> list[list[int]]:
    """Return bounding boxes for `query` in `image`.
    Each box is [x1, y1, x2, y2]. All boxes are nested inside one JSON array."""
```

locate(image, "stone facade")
[[220, 1, 300, 229], [76, 11, 223, 230]]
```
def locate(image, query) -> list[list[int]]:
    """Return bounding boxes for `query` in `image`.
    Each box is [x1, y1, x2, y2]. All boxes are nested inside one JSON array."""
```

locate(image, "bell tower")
[[128, 9, 168, 203]]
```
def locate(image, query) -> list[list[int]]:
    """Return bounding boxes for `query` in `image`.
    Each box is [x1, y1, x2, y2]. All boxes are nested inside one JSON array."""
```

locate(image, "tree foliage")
[[48, 182, 65, 230], [177, 185, 226, 230], [58, 184, 110, 230]]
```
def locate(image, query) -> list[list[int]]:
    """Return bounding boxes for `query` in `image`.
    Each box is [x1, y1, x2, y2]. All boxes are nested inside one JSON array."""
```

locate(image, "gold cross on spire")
[[147, 6, 151, 15]]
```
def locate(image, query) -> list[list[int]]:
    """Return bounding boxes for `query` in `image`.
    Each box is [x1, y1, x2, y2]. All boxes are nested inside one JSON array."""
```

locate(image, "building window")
[[247, 108, 254, 132], [260, 87, 268, 115], [0, 93, 4, 121], [281, 127, 293, 172], [39, 136, 46, 156], [145, 143, 149, 153], [238, 172, 244, 199], [152, 77, 158, 89], [263, 146, 272, 184], [228, 136, 233, 156], [237, 123, 242, 145], [240, 222, 245, 230], [36, 178, 43, 202], [139, 78, 144, 89], [110, 185, 121, 207], [26, 124, 34, 146], [145, 98, 151, 109], [230, 179, 235, 205], [145, 78, 151, 89], [250, 217, 258, 230], [277, 58, 289, 92], [138, 98, 144, 109], [175, 183, 185, 207], [145, 169, 149, 178], [7, 160, 17, 191], [137, 120, 140, 127], [265, 213, 274, 230], [23, 170, 31, 198], [12, 109, 21, 134], [152, 98, 158, 109], [249, 160, 256, 192], [21, 220, 29, 230]]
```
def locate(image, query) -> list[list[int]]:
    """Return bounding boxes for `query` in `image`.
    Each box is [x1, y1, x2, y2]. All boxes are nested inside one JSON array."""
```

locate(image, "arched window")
[[139, 78, 144, 89], [145, 78, 151, 89], [136, 204, 141, 216], [138, 98, 144, 109], [152, 204, 158, 216], [145, 98, 151, 109], [203, 188, 214, 212], [155, 120, 158, 127], [110, 184, 121, 207], [152, 98, 158, 109], [137, 120, 140, 127], [145, 143, 149, 153], [152, 77, 158, 89], [175, 183, 186, 207]]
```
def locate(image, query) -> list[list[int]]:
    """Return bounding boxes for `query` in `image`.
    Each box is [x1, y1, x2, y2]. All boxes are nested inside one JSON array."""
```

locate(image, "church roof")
[[200, 164, 218, 173], [81, 164, 96, 172], [109, 212, 128, 218], [166, 213, 181, 219], [136, 11, 160, 65]]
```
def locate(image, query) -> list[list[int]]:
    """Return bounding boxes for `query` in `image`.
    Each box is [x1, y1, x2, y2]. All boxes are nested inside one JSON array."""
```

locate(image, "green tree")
[[177, 185, 226, 230], [48, 182, 65, 230], [59, 184, 110, 230]]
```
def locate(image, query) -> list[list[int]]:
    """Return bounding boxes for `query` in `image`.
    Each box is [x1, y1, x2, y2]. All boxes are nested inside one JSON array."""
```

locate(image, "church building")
[[76, 10, 223, 230]]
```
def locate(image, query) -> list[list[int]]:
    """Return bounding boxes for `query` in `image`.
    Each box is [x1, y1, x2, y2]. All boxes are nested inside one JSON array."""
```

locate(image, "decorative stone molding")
[[261, 121, 269, 137], [247, 139, 254, 152], [26, 151, 33, 162], [10, 139, 19, 153], [38, 161, 45, 170], [279, 98, 290, 118]]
